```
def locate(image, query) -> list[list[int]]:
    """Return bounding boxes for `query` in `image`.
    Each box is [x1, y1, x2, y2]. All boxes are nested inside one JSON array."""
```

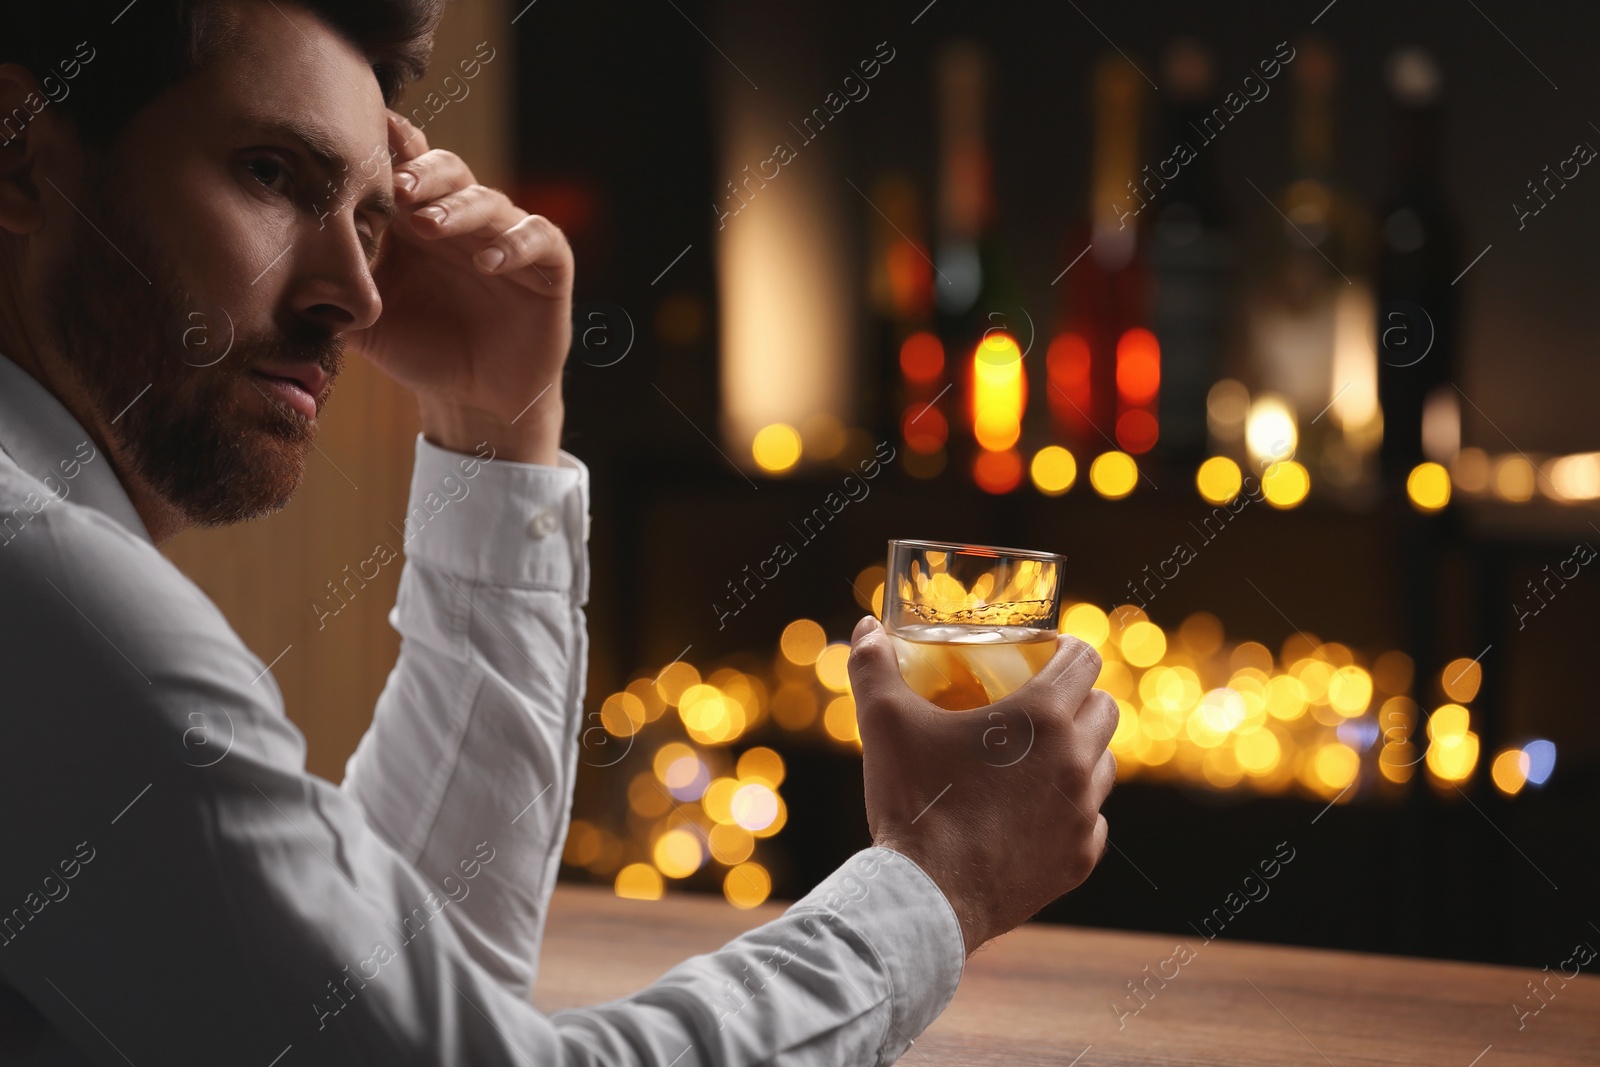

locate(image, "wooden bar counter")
[[533, 884, 1599, 1065]]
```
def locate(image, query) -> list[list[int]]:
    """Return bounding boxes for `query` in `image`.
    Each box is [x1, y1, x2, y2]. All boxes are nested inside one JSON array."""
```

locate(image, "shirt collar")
[[0, 352, 152, 544]]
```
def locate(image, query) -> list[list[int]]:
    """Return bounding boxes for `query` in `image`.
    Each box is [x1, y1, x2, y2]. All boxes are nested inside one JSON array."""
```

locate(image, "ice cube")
[[955, 643, 1035, 703]]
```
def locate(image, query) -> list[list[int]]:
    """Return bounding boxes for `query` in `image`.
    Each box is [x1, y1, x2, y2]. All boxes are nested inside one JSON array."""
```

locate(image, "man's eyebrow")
[[247, 116, 397, 223]]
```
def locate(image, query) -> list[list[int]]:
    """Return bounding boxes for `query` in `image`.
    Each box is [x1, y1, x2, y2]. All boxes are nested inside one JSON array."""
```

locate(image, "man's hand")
[[349, 111, 573, 465], [848, 616, 1118, 956]]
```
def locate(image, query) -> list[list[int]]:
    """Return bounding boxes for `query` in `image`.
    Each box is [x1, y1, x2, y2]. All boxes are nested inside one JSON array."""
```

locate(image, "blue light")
[[1337, 718, 1380, 752], [1522, 739, 1557, 786]]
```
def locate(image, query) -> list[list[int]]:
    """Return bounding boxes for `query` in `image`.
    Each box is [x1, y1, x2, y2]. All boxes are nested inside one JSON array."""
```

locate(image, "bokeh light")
[[1406, 461, 1451, 512], [614, 863, 664, 900], [752, 423, 803, 474], [723, 862, 773, 909], [1031, 445, 1078, 495], [1089, 451, 1139, 499], [652, 829, 705, 878], [1262, 460, 1310, 508], [1196, 456, 1243, 505], [780, 619, 827, 665]]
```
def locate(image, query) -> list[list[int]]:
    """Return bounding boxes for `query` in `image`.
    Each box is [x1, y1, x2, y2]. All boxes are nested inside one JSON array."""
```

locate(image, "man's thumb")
[[847, 616, 902, 706]]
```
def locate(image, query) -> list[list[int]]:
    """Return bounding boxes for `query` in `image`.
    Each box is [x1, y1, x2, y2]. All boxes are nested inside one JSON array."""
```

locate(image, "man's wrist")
[[874, 835, 984, 956], [416, 394, 564, 466]]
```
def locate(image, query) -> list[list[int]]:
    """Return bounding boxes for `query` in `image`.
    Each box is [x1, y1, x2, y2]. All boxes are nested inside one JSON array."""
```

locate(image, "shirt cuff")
[[789, 847, 965, 1060], [398, 434, 591, 602]]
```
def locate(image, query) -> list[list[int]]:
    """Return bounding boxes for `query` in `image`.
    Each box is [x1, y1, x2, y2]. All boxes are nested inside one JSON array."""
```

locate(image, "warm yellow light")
[[1492, 455, 1536, 502], [1440, 658, 1482, 703], [1246, 393, 1297, 465], [1121, 620, 1167, 667], [1549, 452, 1600, 501], [1089, 451, 1139, 499], [1326, 666, 1373, 718], [1262, 461, 1310, 508], [752, 423, 803, 473], [1235, 728, 1282, 775], [652, 829, 704, 879], [1198, 688, 1246, 733], [615, 862, 665, 900], [1490, 748, 1530, 796], [1061, 603, 1111, 649], [600, 691, 647, 737], [780, 619, 827, 665], [1313, 743, 1360, 790], [823, 695, 859, 743], [1451, 447, 1490, 493], [724, 862, 773, 909], [653, 742, 697, 783], [972, 333, 1026, 452], [1196, 456, 1243, 505], [708, 823, 755, 864], [1426, 730, 1479, 781], [1096, 660, 1135, 702], [814, 643, 852, 692], [1109, 701, 1139, 755], [702, 777, 739, 824], [655, 662, 702, 705], [1406, 462, 1452, 512], [851, 566, 887, 615], [736, 746, 786, 787], [1030, 445, 1078, 495], [1426, 703, 1470, 741], [1265, 675, 1308, 720]]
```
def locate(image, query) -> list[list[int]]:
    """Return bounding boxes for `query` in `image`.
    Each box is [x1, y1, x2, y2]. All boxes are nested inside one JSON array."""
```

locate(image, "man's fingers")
[[1079, 689, 1119, 748], [387, 109, 429, 166], [1090, 747, 1117, 808], [1011, 634, 1101, 713], [393, 147, 473, 206]]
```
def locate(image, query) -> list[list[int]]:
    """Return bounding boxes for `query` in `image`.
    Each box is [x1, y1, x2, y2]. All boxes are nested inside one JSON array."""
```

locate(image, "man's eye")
[[245, 158, 288, 192]]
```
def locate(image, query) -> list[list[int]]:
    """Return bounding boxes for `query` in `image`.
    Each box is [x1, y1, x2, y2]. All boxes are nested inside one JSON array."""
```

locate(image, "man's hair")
[[8, 0, 447, 148]]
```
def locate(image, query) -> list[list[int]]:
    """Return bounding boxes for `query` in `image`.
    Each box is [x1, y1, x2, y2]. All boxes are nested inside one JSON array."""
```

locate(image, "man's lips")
[[249, 362, 330, 421]]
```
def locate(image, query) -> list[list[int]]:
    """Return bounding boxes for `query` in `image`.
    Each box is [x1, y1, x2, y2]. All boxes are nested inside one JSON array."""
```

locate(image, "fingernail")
[[476, 247, 505, 271], [416, 205, 445, 222], [394, 171, 416, 193], [852, 616, 881, 641]]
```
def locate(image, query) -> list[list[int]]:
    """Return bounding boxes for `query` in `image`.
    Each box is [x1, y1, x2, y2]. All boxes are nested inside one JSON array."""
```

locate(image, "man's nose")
[[283, 216, 383, 335]]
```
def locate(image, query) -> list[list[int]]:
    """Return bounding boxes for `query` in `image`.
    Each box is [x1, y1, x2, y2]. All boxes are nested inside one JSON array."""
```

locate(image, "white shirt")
[[0, 353, 964, 1065]]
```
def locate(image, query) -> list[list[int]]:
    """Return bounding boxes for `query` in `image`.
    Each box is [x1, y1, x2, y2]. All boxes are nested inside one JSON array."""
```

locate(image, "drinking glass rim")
[[887, 538, 1066, 566]]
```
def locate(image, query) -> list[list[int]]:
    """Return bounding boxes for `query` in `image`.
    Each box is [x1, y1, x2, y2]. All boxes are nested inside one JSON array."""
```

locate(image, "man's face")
[[35, 0, 393, 527]]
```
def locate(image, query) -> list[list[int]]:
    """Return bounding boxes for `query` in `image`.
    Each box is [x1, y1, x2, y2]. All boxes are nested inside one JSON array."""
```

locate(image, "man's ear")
[[0, 63, 55, 236]]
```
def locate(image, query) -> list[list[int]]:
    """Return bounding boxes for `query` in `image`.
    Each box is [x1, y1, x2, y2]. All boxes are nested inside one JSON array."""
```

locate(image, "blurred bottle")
[[1149, 39, 1233, 467], [1048, 55, 1152, 457], [1376, 47, 1461, 487], [1243, 37, 1378, 488], [867, 172, 946, 478], [933, 40, 1026, 492]]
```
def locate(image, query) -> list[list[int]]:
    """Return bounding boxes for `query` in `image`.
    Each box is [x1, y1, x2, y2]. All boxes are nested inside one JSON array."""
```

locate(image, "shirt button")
[[528, 509, 561, 538]]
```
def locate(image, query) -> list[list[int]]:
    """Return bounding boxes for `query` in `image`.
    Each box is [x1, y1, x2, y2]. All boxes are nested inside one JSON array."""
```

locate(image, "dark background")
[[508, 0, 1600, 969]]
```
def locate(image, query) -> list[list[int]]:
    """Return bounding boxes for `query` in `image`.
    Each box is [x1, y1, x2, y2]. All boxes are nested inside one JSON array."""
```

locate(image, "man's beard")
[[41, 157, 346, 528]]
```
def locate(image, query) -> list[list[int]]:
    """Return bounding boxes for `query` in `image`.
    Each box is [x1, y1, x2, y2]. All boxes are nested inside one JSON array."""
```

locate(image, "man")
[[0, 2, 1118, 1063]]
